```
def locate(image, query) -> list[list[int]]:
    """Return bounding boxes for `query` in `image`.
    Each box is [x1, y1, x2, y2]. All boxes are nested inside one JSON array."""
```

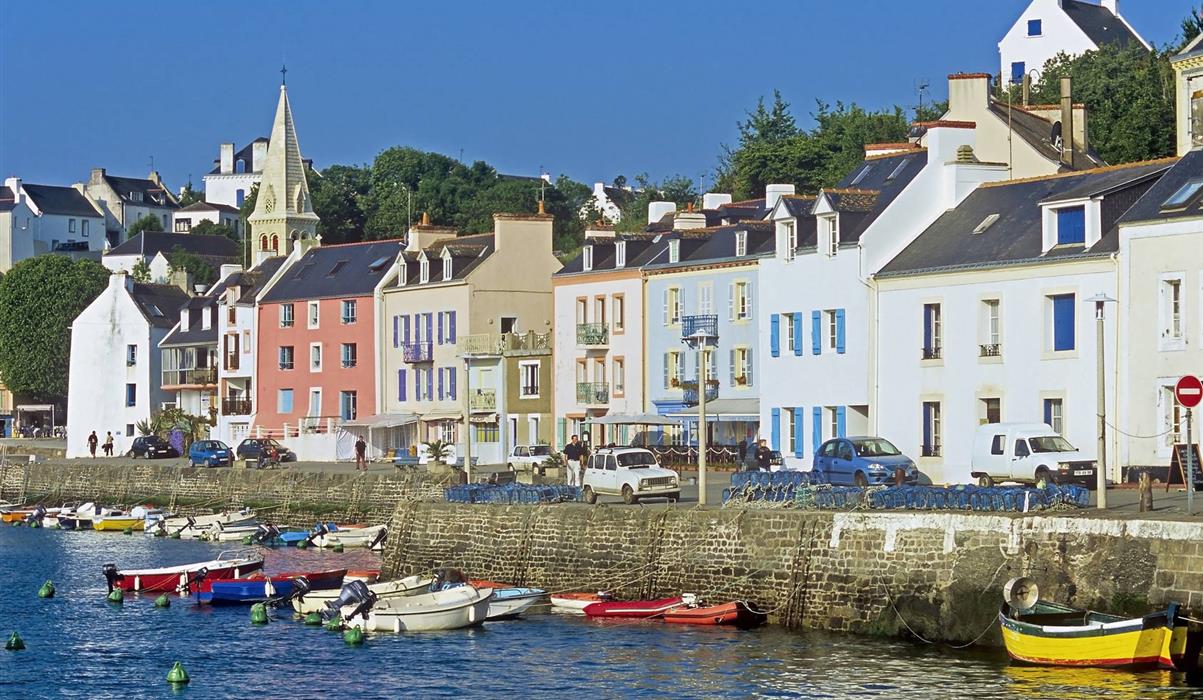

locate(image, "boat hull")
[[111, 556, 263, 594], [291, 575, 431, 614], [584, 596, 685, 619], [999, 602, 1193, 670], [93, 517, 144, 531], [348, 587, 494, 632], [663, 601, 766, 627], [199, 569, 346, 604], [485, 588, 546, 621], [550, 592, 608, 613]]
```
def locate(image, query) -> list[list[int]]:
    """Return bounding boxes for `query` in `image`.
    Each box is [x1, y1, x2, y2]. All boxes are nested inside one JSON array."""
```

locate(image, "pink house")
[[255, 240, 402, 433]]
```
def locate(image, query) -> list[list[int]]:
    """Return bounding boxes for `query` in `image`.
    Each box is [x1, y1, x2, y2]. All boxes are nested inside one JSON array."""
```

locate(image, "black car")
[[128, 435, 179, 459], [236, 438, 297, 465]]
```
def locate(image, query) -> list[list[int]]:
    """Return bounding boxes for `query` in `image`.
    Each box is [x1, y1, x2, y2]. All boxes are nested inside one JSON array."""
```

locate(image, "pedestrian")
[[738, 438, 749, 467], [563, 434, 584, 487], [355, 436, 368, 472], [87, 430, 98, 459], [103, 431, 114, 457], [754, 439, 771, 472]]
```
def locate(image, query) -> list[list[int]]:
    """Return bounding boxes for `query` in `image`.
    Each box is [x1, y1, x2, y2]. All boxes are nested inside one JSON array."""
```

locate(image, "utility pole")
[[1087, 294, 1115, 509], [697, 346, 708, 506], [463, 357, 472, 484]]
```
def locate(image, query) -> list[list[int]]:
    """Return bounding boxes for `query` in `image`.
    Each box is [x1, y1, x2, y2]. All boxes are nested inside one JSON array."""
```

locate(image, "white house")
[[0, 177, 105, 271], [999, 0, 1148, 86], [587, 182, 635, 223], [203, 138, 268, 209], [103, 231, 241, 284], [173, 201, 243, 237], [66, 272, 190, 457]]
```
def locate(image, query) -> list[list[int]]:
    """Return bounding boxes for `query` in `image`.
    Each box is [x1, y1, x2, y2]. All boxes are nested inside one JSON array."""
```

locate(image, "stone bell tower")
[[248, 73, 320, 257]]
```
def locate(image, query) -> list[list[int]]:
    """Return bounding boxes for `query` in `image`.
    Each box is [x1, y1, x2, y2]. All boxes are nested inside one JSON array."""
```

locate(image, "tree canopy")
[[128, 214, 163, 236], [0, 256, 109, 402], [167, 246, 216, 286], [189, 220, 237, 240]]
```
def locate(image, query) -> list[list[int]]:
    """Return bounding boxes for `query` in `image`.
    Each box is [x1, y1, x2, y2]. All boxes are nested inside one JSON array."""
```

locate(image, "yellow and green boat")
[[93, 515, 145, 532]]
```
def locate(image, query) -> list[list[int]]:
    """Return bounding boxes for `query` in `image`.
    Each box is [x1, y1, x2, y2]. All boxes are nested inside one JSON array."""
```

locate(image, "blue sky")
[[0, 1, 1195, 192]]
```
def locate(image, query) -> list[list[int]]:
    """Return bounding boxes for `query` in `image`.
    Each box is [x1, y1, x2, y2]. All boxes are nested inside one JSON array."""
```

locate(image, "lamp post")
[[697, 346, 708, 506], [462, 356, 472, 484], [1085, 293, 1116, 509]]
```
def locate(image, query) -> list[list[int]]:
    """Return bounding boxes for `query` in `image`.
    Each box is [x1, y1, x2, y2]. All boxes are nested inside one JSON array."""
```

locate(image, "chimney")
[[1060, 77, 1075, 168], [584, 222, 616, 241], [4, 177, 21, 202], [90, 168, 106, 185], [148, 170, 162, 187], [110, 270, 133, 292], [946, 73, 990, 117], [406, 212, 456, 252], [765, 184, 796, 211], [219, 143, 234, 174], [252, 140, 268, 171], [170, 268, 194, 295], [672, 210, 707, 231], [647, 201, 676, 225], [219, 263, 242, 280], [702, 192, 732, 210]]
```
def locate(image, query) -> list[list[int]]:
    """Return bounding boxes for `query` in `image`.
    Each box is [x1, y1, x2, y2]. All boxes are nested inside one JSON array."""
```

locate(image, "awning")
[[469, 413, 498, 424], [422, 410, 463, 422], [668, 398, 760, 421], [341, 413, 419, 429], [584, 413, 682, 426]]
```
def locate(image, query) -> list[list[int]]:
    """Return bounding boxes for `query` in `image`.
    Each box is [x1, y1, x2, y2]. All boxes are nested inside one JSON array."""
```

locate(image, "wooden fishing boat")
[[103, 550, 264, 594], [584, 596, 685, 619], [197, 568, 346, 605], [93, 515, 145, 531], [291, 575, 431, 614], [662, 600, 767, 627], [550, 592, 610, 613], [485, 587, 546, 621], [346, 586, 494, 633]]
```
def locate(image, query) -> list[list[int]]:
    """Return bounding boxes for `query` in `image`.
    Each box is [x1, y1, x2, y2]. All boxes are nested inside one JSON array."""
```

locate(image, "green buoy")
[[6, 631, 24, 651], [166, 661, 190, 685], [241, 535, 253, 545], [296, 540, 308, 550], [169, 531, 181, 539], [29, 520, 40, 529], [12, 520, 23, 527], [304, 612, 322, 626], [154, 594, 170, 608], [332, 544, 344, 553], [250, 602, 269, 625], [153, 529, 165, 538], [107, 589, 124, 604], [122, 527, 133, 535], [343, 626, 364, 645], [37, 580, 55, 598], [323, 618, 343, 632]]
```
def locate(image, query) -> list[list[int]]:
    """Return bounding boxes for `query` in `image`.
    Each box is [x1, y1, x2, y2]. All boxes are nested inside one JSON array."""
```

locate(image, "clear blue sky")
[[0, 1, 1195, 192]]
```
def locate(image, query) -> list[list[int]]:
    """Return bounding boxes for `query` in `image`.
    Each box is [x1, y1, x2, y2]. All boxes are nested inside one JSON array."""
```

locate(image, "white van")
[[970, 423, 1097, 489]]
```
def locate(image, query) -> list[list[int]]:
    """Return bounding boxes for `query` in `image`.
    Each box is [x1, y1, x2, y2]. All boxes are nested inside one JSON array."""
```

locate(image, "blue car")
[[188, 440, 234, 468], [813, 436, 918, 486]]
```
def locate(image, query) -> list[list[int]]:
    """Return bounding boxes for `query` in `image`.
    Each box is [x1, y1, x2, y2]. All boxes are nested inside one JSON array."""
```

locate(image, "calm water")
[[2, 526, 1202, 699]]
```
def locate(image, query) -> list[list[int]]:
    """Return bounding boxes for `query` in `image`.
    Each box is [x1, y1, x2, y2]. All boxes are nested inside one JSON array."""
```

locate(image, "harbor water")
[[2, 525, 1201, 699]]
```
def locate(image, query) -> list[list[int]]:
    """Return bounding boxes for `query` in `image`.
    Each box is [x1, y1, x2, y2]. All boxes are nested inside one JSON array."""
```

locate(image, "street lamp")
[[1085, 293, 1116, 509], [682, 315, 717, 506]]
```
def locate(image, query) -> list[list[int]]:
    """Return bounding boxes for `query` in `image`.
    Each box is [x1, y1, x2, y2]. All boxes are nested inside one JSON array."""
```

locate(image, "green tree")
[[167, 246, 215, 286], [189, 220, 237, 239], [0, 256, 109, 402], [130, 258, 151, 283], [128, 214, 163, 236], [177, 184, 204, 206], [1181, 5, 1203, 49], [311, 164, 370, 244]]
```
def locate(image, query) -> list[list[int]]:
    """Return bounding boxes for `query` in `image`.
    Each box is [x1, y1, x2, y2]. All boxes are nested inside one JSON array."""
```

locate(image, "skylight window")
[[973, 214, 1000, 235], [327, 260, 349, 277], [850, 165, 872, 186], [886, 159, 910, 181], [148, 304, 164, 317], [1162, 179, 1203, 210], [368, 256, 390, 271]]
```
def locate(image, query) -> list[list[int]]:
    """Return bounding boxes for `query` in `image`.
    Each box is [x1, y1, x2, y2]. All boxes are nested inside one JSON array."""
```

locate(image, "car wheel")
[[1035, 468, 1051, 490], [206, 458, 214, 468], [621, 484, 637, 505], [854, 471, 868, 488], [128, 451, 137, 459], [977, 474, 994, 488], [507, 463, 515, 472], [583, 486, 597, 504]]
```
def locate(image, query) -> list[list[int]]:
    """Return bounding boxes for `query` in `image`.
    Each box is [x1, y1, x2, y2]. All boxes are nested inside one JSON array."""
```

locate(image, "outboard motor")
[[305, 522, 330, 547], [367, 526, 389, 551], [24, 505, 46, 525], [253, 523, 281, 545], [102, 563, 118, 593], [173, 516, 196, 536], [182, 567, 209, 595], [272, 575, 312, 608], [429, 567, 468, 592], [345, 589, 378, 624], [321, 580, 373, 622]]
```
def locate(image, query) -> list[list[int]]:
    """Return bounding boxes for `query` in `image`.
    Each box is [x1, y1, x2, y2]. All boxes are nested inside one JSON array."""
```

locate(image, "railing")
[[922, 346, 942, 360], [681, 314, 718, 340], [162, 368, 217, 386], [402, 341, 433, 363], [469, 389, 497, 412], [576, 382, 609, 406], [576, 323, 608, 346], [458, 331, 552, 356], [682, 379, 719, 406], [979, 343, 1002, 357], [921, 444, 942, 457], [222, 397, 252, 415]]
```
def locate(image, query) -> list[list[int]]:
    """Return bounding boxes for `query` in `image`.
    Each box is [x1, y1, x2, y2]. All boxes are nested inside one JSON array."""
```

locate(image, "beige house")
[[457, 330, 554, 464], [375, 211, 559, 461]]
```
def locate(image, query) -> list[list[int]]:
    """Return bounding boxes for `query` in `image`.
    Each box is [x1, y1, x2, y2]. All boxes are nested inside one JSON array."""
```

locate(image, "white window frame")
[[613, 295, 625, 333], [613, 357, 626, 396], [784, 313, 795, 352], [735, 230, 747, 257], [982, 298, 1001, 346], [341, 342, 357, 369], [1159, 272, 1186, 351], [308, 388, 322, 417], [442, 251, 453, 281], [518, 360, 540, 399], [277, 388, 293, 414], [1159, 381, 1185, 456], [126, 344, 137, 366], [420, 258, 429, 284], [666, 287, 682, 326], [582, 245, 593, 272], [734, 281, 751, 321], [280, 303, 294, 328], [309, 343, 322, 372], [341, 299, 357, 325], [826, 310, 839, 351], [668, 239, 680, 264], [307, 301, 319, 329], [782, 221, 797, 261], [825, 216, 839, 257]]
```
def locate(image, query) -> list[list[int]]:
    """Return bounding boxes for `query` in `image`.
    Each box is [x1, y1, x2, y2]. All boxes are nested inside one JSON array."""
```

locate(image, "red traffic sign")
[[1177, 375, 1203, 409]]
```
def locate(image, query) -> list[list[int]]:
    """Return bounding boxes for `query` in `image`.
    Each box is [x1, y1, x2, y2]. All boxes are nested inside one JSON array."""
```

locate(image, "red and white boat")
[[103, 550, 264, 594], [583, 595, 685, 619], [662, 600, 767, 627], [550, 591, 610, 613]]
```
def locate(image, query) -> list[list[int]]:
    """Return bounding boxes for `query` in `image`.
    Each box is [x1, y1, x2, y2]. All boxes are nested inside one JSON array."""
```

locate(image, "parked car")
[[188, 440, 234, 468], [581, 447, 680, 504], [971, 423, 1096, 488], [236, 438, 297, 465], [813, 436, 918, 486], [127, 435, 179, 459], [507, 444, 553, 473]]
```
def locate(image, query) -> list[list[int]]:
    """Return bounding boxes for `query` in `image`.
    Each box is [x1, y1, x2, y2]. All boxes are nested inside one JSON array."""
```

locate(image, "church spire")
[[248, 81, 319, 256]]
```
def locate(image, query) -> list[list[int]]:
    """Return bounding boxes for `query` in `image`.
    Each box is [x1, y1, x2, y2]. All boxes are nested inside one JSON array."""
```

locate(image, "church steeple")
[[249, 82, 319, 256]]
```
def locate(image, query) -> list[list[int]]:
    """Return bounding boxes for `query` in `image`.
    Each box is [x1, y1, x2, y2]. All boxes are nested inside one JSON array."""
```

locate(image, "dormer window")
[[419, 257, 429, 284], [442, 251, 452, 281], [129, 191, 143, 203], [782, 221, 797, 261], [824, 216, 839, 257], [615, 242, 626, 269], [201, 307, 211, 331], [180, 309, 190, 332], [735, 231, 747, 257], [668, 239, 680, 264], [582, 245, 593, 272]]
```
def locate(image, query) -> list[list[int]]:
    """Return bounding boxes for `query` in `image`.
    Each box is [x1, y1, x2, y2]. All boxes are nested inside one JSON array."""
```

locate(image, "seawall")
[[382, 502, 1200, 644]]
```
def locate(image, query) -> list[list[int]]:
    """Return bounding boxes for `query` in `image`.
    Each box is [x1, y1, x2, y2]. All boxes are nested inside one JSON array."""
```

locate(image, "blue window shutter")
[[1011, 61, 1025, 84], [1052, 294, 1075, 350], [425, 313, 433, 345], [771, 408, 781, 451], [449, 367, 456, 399], [770, 315, 780, 357], [437, 313, 444, 345], [392, 316, 398, 348], [1056, 207, 1085, 245], [793, 407, 804, 459], [1027, 19, 1041, 36], [835, 308, 846, 354], [399, 369, 407, 402], [438, 368, 445, 400], [448, 311, 457, 343], [426, 368, 433, 400], [811, 310, 822, 355], [793, 313, 804, 356], [836, 405, 846, 438], [403, 315, 411, 344], [812, 407, 822, 453]]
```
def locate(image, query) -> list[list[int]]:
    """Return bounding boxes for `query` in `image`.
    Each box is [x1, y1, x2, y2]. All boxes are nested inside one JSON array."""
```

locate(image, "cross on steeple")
[[280, 63, 287, 86]]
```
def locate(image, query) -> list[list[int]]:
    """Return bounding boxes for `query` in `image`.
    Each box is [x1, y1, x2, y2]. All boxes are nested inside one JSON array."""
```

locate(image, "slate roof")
[[178, 201, 240, 214], [821, 150, 926, 243], [555, 237, 663, 276], [128, 283, 190, 329], [717, 198, 768, 222], [159, 303, 217, 347], [392, 233, 497, 285], [1118, 151, 1203, 225], [779, 195, 816, 218], [1062, 0, 1144, 49], [987, 102, 1106, 171], [642, 222, 775, 272], [261, 240, 403, 302], [0, 199, 14, 212], [107, 231, 240, 259], [878, 161, 1171, 277], [104, 175, 176, 208], [21, 184, 102, 217]]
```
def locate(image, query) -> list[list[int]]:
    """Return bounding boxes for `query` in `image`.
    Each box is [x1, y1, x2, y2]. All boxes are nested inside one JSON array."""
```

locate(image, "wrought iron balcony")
[[402, 341, 433, 363], [682, 379, 719, 406], [576, 322, 609, 347], [576, 382, 610, 406], [979, 343, 1002, 358], [681, 314, 718, 341], [458, 331, 553, 356], [469, 389, 497, 412], [222, 397, 252, 415], [922, 346, 942, 361], [161, 367, 217, 387]]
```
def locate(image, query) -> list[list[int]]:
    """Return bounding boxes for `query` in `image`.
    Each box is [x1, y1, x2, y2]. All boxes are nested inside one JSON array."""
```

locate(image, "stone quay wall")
[[0, 460, 448, 523], [382, 502, 1202, 644]]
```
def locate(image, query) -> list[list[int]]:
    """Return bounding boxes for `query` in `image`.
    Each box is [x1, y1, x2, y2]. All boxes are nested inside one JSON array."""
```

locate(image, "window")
[[1055, 206, 1085, 245], [1049, 294, 1075, 351], [519, 361, 540, 398], [825, 310, 839, 352], [615, 241, 626, 268], [1027, 19, 1041, 36], [582, 245, 593, 272], [828, 407, 840, 441], [973, 214, 999, 234], [162, 214, 168, 229], [887, 159, 910, 181], [1043, 398, 1064, 435], [278, 346, 295, 370], [420, 258, 429, 283], [125, 383, 137, 407], [1162, 276, 1184, 344], [782, 313, 795, 353], [474, 422, 500, 442], [826, 217, 839, 256], [501, 316, 517, 334], [309, 389, 322, 416], [668, 239, 680, 264], [664, 351, 683, 388], [923, 303, 942, 359], [174, 219, 191, 233], [442, 253, 452, 281], [665, 287, 682, 325], [340, 391, 358, 420], [341, 343, 357, 368], [991, 435, 1005, 456], [68, 218, 76, 232], [307, 301, 319, 329], [613, 357, 625, 396], [1011, 61, 1025, 85], [783, 221, 797, 261], [922, 401, 941, 456], [698, 284, 713, 316], [1162, 385, 1185, 449], [980, 398, 1001, 425], [576, 297, 588, 324], [341, 300, 357, 324], [735, 231, 747, 257], [126, 424, 134, 437], [236, 189, 245, 206], [732, 282, 751, 321], [277, 388, 293, 414], [126, 344, 137, 366], [613, 295, 625, 333], [310, 343, 322, 371], [1163, 179, 1203, 210], [733, 347, 752, 386], [850, 165, 871, 185], [201, 309, 211, 331], [980, 299, 1001, 356], [280, 303, 294, 327], [786, 406, 797, 452], [593, 296, 606, 327]]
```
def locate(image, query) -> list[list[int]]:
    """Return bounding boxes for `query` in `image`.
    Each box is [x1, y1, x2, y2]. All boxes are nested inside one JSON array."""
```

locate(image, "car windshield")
[[1029, 436, 1075, 453], [146, 437, 166, 446], [615, 452, 656, 468], [530, 446, 551, 456], [850, 438, 901, 457]]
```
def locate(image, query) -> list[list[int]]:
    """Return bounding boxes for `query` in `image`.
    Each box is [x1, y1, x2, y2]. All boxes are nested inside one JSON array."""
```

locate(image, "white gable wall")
[[999, 0, 1098, 83]]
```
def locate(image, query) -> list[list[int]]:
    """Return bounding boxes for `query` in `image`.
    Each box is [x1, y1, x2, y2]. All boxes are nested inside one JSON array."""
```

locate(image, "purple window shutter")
[[449, 311, 457, 343], [438, 368, 445, 400], [448, 367, 457, 399], [402, 315, 411, 344], [425, 313, 433, 346], [398, 369, 406, 402], [392, 316, 399, 348], [437, 313, 444, 345], [426, 367, 433, 400]]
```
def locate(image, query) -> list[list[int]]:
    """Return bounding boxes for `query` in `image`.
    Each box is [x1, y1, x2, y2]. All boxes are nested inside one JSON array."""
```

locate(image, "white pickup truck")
[[970, 423, 1097, 489]]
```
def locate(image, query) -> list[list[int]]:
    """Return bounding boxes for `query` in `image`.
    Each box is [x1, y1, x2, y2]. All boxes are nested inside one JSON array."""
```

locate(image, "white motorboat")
[[485, 587, 546, 621], [317, 524, 388, 550], [206, 524, 263, 542], [346, 586, 494, 633], [131, 506, 170, 531], [550, 592, 611, 613], [158, 509, 256, 538], [292, 575, 431, 615]]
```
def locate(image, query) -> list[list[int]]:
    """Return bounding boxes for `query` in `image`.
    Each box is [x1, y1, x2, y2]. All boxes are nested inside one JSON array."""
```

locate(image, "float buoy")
[[332, 544, 344, 553], [250, 603, 269, 625], [6, 632, 24, 650], [170, 531, 181, 539], [153, 529, 165, 537], [241, 535, 253, 545], [29, 520, 40, 529], [37, 580, 55, 598], [12, 521, 23, 527], [304, 612, 322, 625], [323, 618, 343, 632], [122, 527, 133, 535], [107, 589, 124, 604], [166, 661, 190, 685], [343, 627, 364, 645], [296, 540, 308, 550], [154, 594, 170, 608]]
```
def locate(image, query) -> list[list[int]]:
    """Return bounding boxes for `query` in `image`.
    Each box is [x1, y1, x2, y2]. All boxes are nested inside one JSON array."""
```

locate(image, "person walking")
[[87, 431, 98, 459], [754, 439, 772, 472], [355, 436, 368, 472], [563, 434, 584, 487], [103, 431, 114, 457]]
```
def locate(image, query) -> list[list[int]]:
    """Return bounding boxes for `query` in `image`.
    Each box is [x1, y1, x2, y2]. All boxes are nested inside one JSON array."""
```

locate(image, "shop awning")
[[668, 398, 759, 421], [422, 409, 463, 422], [342, 413, 419, 429]]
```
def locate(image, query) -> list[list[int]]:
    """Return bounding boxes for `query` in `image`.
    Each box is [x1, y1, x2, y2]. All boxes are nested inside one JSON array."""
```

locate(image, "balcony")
[[921, 346, 942, 361], [458, 331, 551, 356], [162, 367, 217, 387], [576, 322, 609, 348], [979, 343, 1002, 358], [222, 397, 252, 415], [469, 389, 497, 412], [402, 341, 433, 363], [681, 314, 718, 341], [682, 379, 719, 406], [576, 382, 610, 406]]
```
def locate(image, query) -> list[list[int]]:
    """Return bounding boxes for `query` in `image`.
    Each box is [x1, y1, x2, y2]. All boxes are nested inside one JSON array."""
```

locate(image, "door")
[[833, 440, 856, 482], [512, 445, 527, 467], [814, 440, 834, 477], [584, 453, 606, 492], [1012, 438, 1032, 479], [601, 454, 619, 494]]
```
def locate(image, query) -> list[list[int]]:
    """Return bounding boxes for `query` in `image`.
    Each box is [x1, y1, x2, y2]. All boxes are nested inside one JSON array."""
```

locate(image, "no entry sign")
[[1177, 375, 1203, 409]]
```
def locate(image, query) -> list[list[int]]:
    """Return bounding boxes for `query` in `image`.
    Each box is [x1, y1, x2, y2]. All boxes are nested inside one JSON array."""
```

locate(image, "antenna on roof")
[[148, 155, 155, 172], [914, 78, 930, 119], [538, 165, 549, 205]]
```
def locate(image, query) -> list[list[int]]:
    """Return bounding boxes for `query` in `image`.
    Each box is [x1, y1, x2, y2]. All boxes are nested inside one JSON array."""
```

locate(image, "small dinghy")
[[197, 569, 346, 605], [584, 596, 686, 619], [319, 524, 388, 550], [93, 514, 143, 531], [550, 592, 611, 613], [485, 587, 546, 621], [291, 575, 431, 614], [662, 597, 767, 627], [342, 584, 495, 633], [159, 509, 256, 538], [103, 550, 264, 594]]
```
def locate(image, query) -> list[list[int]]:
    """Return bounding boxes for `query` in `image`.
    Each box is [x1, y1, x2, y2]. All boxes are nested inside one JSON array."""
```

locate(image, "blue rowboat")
[[196, 568, 346, 605]]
